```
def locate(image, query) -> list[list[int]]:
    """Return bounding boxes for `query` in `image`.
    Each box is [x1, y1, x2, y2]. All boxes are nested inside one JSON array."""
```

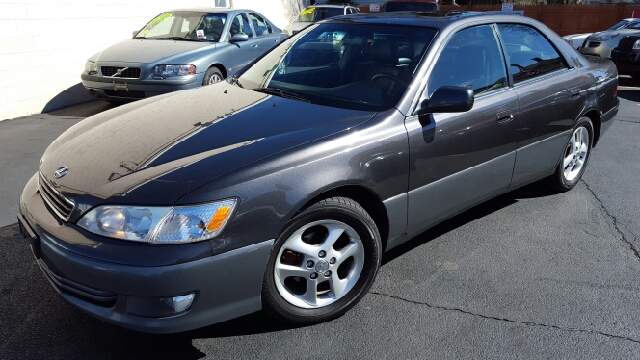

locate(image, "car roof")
[[327, 11, 530, 28], [304, 4, 354, 9], [163, 8, 253, 14], [387, 0, 438, 2]]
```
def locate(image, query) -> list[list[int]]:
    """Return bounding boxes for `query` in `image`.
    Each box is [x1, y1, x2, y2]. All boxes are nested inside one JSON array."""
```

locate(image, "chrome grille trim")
[[38, 173, 74, 221], [101, 66, 141, 79]]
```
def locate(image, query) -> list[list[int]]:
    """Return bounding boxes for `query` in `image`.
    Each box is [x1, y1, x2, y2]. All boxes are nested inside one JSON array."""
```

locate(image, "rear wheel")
[[547, 116, 593, 192], [262, 197, 382, 324]]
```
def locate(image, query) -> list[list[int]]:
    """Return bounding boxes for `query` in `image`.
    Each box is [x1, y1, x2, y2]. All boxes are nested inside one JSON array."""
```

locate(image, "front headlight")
[[84, 61, 97, 75], [77, 199, 237, 244], [150, 64, 196, 78], [633, 40, 640, 50], [593, 33, 619, 41]]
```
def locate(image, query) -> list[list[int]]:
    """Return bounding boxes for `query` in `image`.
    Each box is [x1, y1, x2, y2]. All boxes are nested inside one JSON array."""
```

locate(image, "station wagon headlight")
[[150, 64, 196, 78], [84, 61, 97, 75], [77, 199, 237, 244], [633, 40, 640, 50]]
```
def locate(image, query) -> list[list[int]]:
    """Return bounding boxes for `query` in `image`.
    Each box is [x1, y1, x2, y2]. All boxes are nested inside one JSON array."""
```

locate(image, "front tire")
[[547, 116, 594, 192], [262, 197, 382, 324], [202, 67, 224, 86]]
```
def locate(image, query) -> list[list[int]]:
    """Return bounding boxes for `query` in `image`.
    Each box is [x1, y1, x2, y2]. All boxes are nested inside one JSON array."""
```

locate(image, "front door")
[[405, 24, 519, 235]]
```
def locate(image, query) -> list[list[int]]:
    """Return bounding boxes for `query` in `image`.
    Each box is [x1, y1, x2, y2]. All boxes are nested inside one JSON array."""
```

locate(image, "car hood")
[[92, 39, 217, 64], [563, 33, 591, 40], [40, 83, 376, 206], [588, 29, 640, 41]]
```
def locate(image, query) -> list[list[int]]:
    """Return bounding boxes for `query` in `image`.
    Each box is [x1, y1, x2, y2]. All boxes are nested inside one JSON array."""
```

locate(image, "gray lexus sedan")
[[81, 8, 287, 102], [21, 12, 619, 333]]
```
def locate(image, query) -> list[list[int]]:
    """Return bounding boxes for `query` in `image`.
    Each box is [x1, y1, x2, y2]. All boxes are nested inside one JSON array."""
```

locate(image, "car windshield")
[[135, 12, 227, 41], [385, 2, 438, 12], [295, 7, 344, 23], [628, 21, 640, 30], [607, 20, 630, 30], [234, 23, 436, 111]]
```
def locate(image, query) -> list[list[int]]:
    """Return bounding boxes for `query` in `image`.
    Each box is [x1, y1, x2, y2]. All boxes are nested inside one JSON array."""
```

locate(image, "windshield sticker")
[[197, 30, 205, 39], [139, 30, 149, 35], [300, 8, 315, 15], [148, 12, 173, 27]]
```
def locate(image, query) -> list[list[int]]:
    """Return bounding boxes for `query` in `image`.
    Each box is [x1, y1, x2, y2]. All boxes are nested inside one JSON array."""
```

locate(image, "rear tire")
[[547, 116, 593, 193], [262, 197, 382, 324]]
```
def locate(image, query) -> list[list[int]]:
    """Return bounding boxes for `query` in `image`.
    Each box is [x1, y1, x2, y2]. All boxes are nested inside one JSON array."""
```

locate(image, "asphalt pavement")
[[0, 77, 639, 359]]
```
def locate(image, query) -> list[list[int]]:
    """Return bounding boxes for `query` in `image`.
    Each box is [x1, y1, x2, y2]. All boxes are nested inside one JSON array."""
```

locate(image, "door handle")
[[496, 111, 514, 124], [570, 89, 583, 98], [252, 44, 258, 47]]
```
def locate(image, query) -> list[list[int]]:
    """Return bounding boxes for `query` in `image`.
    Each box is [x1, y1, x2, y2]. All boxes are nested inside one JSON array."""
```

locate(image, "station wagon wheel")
[[547, 116, 594, 192], [203, 67, 224, 86], [262, 197, 381, 324]]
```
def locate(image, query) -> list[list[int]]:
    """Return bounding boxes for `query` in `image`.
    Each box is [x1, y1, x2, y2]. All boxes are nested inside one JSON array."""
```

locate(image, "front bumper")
[[81, 73, 201, 101], [610, 49, 640, 74], [19, 174, 273, 333]]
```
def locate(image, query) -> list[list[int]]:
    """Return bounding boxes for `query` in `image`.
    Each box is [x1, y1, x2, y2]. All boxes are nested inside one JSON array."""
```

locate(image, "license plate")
[[112, 81, 129, 92], [17, 215, 40, 258]]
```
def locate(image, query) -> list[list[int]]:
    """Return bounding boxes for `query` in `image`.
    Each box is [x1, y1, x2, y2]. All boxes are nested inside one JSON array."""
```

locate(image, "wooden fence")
[[357, 4, 640, 36]]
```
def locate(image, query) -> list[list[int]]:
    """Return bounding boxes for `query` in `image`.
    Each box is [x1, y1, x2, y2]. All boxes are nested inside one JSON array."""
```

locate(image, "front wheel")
[[262, 197, 382, 324], [547, 116, 594, 192], [202, 67, 224, 86]]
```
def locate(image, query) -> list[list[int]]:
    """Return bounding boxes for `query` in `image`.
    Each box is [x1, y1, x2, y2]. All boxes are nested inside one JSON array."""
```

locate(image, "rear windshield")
[[385, 2, 438, 12]]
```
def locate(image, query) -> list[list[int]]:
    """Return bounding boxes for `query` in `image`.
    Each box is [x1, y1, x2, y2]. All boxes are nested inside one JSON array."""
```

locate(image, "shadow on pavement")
[[618, 89, 640, 103], [383, 180, 555, 265]]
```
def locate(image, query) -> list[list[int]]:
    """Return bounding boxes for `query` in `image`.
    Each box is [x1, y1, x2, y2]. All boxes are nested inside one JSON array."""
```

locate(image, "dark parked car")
[[20, 12, 618, 333], [610, 35, 640, 78], [81, 8, 287, 103]]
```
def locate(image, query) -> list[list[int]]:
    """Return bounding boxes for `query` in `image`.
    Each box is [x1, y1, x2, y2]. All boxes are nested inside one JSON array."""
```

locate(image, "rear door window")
[[496, 24, 568, 84]]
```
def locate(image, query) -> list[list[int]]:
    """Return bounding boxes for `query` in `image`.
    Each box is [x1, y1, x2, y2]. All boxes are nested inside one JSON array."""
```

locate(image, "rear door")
[[248, 13, 283, 54], [226, 12, 261, 75], [405, 24, 519, 235], [496, 23, 587, 187]]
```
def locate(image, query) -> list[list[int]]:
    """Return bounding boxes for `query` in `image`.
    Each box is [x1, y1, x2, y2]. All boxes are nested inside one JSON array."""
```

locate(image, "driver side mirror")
[[132, 30, 139, 38], [416, 86, 474, 116], [230, 34, 249, 43]]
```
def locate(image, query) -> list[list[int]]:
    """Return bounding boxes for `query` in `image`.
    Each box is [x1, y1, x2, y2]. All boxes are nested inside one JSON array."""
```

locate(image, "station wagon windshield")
[[135, 12, 227, 41], [295, 8, 344, 23], [235, 23, 436, 111]]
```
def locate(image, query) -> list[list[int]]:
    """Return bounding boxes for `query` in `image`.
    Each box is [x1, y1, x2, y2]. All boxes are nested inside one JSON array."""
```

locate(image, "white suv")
[[285, 4, 359, 35]]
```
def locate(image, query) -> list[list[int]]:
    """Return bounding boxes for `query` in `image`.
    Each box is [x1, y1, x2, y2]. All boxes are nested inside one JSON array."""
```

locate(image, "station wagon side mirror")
[[132, 30, 139, 38], [417, 86, 474, 115], [230, 34, 250, 43]]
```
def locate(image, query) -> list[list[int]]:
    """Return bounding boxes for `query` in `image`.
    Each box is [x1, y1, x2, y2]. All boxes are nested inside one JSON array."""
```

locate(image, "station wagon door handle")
[[496, 111, 514, 124]]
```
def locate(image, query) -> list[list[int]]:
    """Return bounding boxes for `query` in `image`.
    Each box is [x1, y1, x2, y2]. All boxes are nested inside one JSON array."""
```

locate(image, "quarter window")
[[496, 24, 568, 84], [427, 25, 508, 97]]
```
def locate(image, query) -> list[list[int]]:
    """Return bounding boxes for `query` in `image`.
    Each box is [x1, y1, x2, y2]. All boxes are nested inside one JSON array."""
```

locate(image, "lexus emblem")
[[54, 167, 69, 179]]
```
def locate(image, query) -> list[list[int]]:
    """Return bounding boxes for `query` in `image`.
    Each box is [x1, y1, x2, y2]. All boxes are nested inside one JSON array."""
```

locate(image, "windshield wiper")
[[255, 87, 310, 103]]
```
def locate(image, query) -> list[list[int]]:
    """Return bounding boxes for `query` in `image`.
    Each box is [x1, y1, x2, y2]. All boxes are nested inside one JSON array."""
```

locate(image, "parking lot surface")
[[1, 78, 639, 359]]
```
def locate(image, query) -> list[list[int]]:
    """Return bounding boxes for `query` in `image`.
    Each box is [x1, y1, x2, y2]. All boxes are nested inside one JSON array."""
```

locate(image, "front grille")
[[587, 41, 601, 48], [617, 36, 640, 52], [39, 173, 74, 221], [101, 66, 141, 79], [104, 90, 145, 98], [38, 259, 117, 307]]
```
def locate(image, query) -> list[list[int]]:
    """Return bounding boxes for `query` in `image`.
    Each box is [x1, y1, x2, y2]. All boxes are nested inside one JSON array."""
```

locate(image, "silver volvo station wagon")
[[20, 12, 619, 333]]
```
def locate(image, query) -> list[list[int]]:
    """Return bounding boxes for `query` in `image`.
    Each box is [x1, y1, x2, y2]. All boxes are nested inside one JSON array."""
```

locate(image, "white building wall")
[[0, 0, 308, 121]]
